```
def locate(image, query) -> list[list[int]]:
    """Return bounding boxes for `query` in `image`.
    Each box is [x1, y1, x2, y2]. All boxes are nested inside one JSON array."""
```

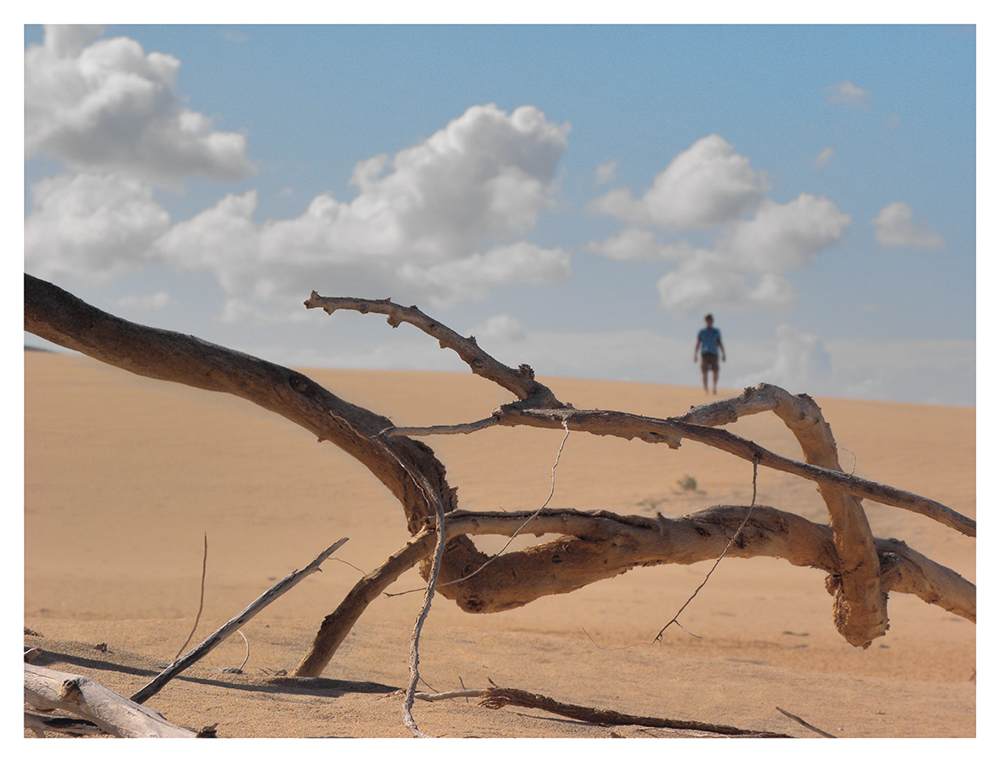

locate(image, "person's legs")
[[701, 353, 718, 394]]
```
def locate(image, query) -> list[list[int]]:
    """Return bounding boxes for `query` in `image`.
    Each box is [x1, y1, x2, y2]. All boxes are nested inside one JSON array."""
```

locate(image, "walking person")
[[694, 313, 725, 394]]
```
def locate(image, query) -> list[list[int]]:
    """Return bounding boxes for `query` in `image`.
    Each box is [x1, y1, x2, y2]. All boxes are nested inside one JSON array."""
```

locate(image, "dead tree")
[[24, 274, 975, 680]]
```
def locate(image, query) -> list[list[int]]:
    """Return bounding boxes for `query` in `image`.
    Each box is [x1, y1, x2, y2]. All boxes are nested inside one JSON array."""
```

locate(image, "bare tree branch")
[[25, 275, 974, 666], [304, 293, 561, 407], [131, 537, 348, 704]]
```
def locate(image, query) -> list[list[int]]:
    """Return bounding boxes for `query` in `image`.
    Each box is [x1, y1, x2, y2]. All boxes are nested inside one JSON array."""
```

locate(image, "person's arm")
[[718, 337, 726, 361]]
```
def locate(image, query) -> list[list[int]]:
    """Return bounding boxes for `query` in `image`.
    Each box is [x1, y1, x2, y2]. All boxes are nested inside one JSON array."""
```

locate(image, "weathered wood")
[[293, 504, 974, 676], [294, 529, 436, 677], [477, 687, 790, 737], [24, 711, 105, 737], [24, 664, 198, 738], [130, 537, 347, 704], [688, 384, 887, 646], [25, 276, 975, 655], [493, 403, 975, 538]]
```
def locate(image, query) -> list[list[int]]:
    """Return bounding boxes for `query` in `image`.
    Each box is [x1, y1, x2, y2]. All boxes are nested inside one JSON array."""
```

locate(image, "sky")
[[22, 22, 978, 406]]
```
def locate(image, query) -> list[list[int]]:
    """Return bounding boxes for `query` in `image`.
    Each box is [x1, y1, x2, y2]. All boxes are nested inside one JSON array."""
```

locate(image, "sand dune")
[[23, 350, 975, 738]]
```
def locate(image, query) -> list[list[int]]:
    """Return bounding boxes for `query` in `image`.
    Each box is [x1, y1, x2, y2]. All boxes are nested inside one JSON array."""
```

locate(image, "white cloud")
[[594, 160, 618, 185], [815, 147, 835, 167], [736, 324, 833, 393], [24, 173, 171, 284], [153, 104, 571, 316], [590, 194, 848, 313], [118, 290, 172, 310], [25, 25, 254, 186], [587, 132, 850, 316], [872, 202, 945, 249], [657, 253, 799, 313], [590, 135, 769, 230], [471, 314, 527, 343], [586, 228, 704, 262], [826, 81, 871, 108], [720, 194, 852, 272], [399, 243, 571, 307]]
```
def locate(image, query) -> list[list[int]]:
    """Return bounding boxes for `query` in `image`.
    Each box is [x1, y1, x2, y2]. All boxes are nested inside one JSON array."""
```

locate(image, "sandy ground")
[[22, 349, 976, 739]]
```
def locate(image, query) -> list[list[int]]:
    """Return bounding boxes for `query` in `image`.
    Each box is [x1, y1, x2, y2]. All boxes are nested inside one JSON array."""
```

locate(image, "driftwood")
[[25, 275, 974, 673], [296, 529, 435, 678], [24, 663, 199, 738], [132, 537, 347, 704], [412, 686, 788, 737], [130, 537, 348, 704]]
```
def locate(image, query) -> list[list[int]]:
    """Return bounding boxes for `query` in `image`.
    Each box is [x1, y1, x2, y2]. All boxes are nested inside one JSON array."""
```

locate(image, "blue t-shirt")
[[698, 326, 722, 356]]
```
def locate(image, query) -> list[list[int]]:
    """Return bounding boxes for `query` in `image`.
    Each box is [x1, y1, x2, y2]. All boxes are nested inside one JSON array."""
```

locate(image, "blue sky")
[[23, 23, 977, 405]]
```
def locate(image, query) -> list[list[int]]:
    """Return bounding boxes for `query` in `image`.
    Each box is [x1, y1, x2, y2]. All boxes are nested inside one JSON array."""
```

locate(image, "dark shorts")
[[700, 353, 719, 373]]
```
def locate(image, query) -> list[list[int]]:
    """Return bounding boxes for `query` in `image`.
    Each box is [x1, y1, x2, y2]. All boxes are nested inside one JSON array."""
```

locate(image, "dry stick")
[[477, 687, 789, 737], [654, 454, 760, 643], [130, 537, 348, 705], [401, 475, 446, 738], [174, 532, 208, 660], [374, 434, 448, 738], [410, 688, 788, 736], [775, 706, 837, 738], [293, 529, 436, 677], [235, 630, 250, 672]]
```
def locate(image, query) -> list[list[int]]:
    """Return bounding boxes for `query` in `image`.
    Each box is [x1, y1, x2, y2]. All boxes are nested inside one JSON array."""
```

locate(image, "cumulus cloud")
[[825, 81, 871, 108], [872, 202, 945, 248], [656, 253, 799, 313], [150, 104, 570, 317], [587, 135, 850, 314], [586, 227, 705, 262], [652, 193, 850, 311], [720, 194, 852, 272], [471, 314, 528, 343], [590, 135, 769, 230], [737, 324, 833, 393], [24, 173, 171, 283], [25, 25, 254, 186]]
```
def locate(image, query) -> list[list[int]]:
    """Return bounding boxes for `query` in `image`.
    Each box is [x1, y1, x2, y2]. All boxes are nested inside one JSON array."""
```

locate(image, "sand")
[[23, 349, 976, 738]]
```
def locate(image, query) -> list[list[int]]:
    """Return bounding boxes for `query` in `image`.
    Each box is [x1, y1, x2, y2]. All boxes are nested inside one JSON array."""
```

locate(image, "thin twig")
[[775, 706, 837, 738], [654, 454, 760, 642], [130, 537, 348, 705], [442, 420, 571, 586], [174, 533, 208, 660], [374, 434, 446, 738], [236, 630, 249, 672]]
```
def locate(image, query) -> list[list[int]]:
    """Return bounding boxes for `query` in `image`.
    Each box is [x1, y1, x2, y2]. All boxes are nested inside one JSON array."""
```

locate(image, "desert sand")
[[23, 349, 976, 739]]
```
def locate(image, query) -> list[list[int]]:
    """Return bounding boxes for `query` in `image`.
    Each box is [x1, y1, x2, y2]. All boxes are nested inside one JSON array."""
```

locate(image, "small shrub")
[[677, 475, 698, 492]]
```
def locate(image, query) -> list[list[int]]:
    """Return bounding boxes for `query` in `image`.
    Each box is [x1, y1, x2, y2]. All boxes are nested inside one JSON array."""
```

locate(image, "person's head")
[[705, 314, 714, 326]]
